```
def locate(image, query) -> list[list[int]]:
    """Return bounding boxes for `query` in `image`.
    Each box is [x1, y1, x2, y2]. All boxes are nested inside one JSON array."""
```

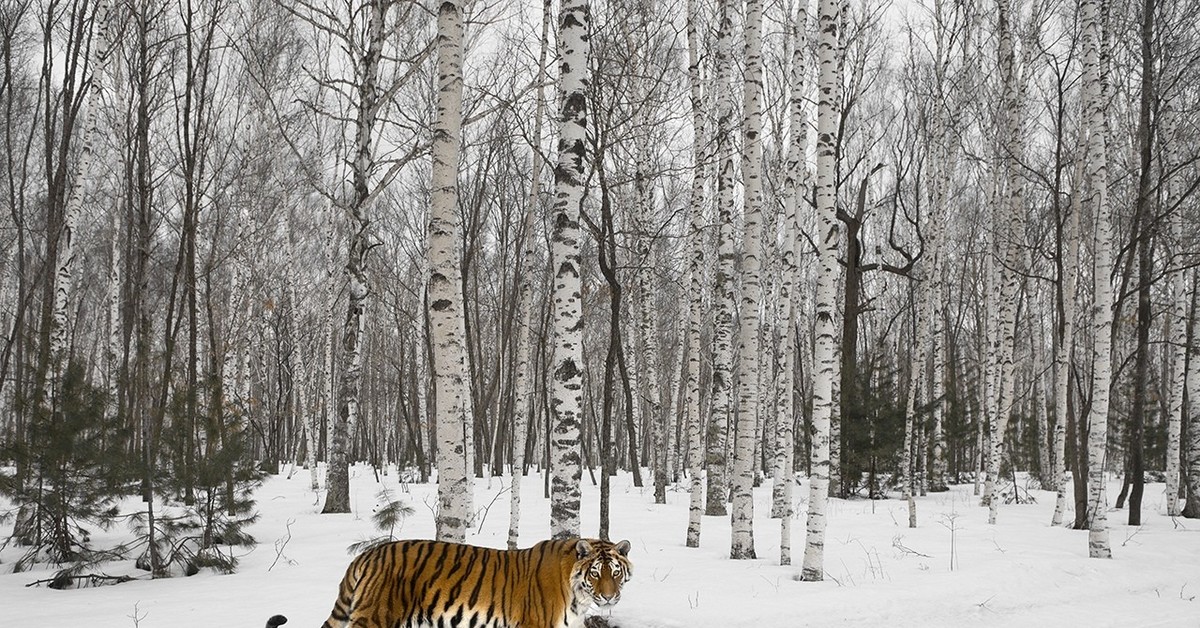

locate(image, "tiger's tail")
[[265, 615, 287, 628]]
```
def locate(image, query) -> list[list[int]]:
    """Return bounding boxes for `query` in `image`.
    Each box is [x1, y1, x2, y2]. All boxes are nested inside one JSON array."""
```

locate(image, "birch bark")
[[773, 2, 806, 530], [985, 0, 1026, 526], [1164, 105, 1184, 518], [730, 0, 765, 560], [684, 0, 707, 548], [48, 0, 113, 383], [1080, 0, 1113, 557], [430, 0, 471, 542], [1184, 272, 1200, 519], [705, 0, 736, 519], [549, 0, 590, 540], [508, 0, 552, 550], [1051, 144, 1082, 526], [322, 0, 387, 515], [800, 0, 841, 582]]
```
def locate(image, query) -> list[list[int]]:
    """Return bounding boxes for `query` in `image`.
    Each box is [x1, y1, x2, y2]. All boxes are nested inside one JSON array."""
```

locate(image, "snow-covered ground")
[[4, 466, 1198, 627]]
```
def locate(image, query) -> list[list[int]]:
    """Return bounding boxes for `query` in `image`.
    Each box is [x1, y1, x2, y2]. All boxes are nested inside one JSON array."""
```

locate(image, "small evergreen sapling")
[[0, 362, 133, 579], [129, 385, 267, 576], [346, 488, 416, 554]]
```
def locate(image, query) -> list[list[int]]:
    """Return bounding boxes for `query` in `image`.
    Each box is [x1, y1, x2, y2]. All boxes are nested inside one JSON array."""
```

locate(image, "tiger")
[[266, 537, 632, 628]]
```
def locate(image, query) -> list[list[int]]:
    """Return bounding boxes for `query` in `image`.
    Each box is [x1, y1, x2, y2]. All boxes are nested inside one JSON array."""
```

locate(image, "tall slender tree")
[[509, 0, 552, 550], [730, 0, 765, 561], [430, 0, 471, 543], [1163, 104, 1185, 518], [1080, 0, 1113, 558], [321, 0, 389, 515], [773, 0, 807, 558], [800, 0, 841, 583], [705, 0, 736, 519], [549, 0, 590, 540], [683, 0, 708, 549]]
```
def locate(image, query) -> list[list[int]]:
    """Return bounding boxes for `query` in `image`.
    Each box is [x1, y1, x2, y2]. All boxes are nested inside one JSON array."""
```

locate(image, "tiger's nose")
[[595, 593, 620, 607]]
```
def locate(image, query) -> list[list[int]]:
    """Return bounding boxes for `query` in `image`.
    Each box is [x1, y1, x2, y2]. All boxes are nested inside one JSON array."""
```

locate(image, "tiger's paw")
[[585, 616, 620, 628]]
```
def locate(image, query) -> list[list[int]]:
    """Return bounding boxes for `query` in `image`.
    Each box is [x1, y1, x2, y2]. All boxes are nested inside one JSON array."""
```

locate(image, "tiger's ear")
[[614, 540, 631, 556], [576, 540, 593, 559]]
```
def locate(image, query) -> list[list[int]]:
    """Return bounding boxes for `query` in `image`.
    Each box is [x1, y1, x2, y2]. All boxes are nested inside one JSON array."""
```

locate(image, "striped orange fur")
[[308, 537, 632, 628]]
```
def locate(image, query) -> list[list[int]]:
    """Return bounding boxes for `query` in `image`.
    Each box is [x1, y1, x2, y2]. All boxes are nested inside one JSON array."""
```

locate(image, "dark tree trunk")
[[1127, 0, 1157, 527]]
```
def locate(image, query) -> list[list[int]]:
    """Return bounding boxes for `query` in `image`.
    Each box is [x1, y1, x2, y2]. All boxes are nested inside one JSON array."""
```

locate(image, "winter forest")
[[3, 0, 1200, 624]]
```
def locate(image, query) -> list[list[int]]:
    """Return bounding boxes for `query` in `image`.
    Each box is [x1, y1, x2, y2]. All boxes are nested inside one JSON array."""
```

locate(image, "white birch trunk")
[[49, 0, 113, 380], [1163, 105, 1185, 518], [1184, 272, 1200, 518], [684, 0, 708, 548], [1080, 0, 1112, 558], [286, 212, 318, 490], [927, 19, 955, 491], [986, 0, 1026, 525], [902, 286, 932, 528], [106, 196, 122, 420], [508, 0, 552, 550], [633, 116, 666, 505], [829, 339, 842, 497], [706, 0, 736, 519], [549, 0, 589, 540], [800, 0, 841, 582], [430, 0, 471, 543], [777, 19, 805, 540], [700, 0, 739, 521], [1051, 150, 1082, 526], [979, 206, 998, 501], [322, 0, 387, 515], [1033, 304, 1050, 483], [321, 199, 337, 481], [730, 0, 765, 560]]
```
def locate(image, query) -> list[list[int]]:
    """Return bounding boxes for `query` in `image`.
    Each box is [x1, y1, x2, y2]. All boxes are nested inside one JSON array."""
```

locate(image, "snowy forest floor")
[[4, 466, 1199, 627]]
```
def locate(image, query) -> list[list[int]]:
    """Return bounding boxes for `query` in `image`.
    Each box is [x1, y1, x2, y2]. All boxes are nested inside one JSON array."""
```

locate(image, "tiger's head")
[[572, 538, 632, 609]]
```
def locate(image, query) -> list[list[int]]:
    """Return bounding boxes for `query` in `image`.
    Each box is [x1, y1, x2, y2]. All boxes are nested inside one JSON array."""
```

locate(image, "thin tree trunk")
[[1080, 0, 1112, 558], [773, 0, 807, 523], [508, 0, 551, 550], [323, 0, 387, 515], [1051, 137, 1083, 526], [730, 0, 765, 560], [683, 0, 707, 549], [1127, 0, 1156, 527], [986, 0, 1025, 526], [800, 0, 840, 583], [1164, 104, 1185, 518], [1183, 271, 1200, 519], [705, 0, 735, 519]]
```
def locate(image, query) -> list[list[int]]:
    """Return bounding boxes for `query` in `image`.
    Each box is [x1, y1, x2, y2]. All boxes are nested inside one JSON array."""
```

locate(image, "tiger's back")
[[320, 537, 631, 628]]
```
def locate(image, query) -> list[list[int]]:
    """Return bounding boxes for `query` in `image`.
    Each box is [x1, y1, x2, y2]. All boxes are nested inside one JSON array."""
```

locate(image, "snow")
[[4, 467, 1198, 627]]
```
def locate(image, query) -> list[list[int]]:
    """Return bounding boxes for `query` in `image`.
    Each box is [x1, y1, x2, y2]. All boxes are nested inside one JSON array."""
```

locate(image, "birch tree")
[[1185, 272, 1200, 519], [1080, 0, 1112, 558], [508, 0, 552, 550], [684, 0, 707, 548], [430, 0, 471, 543], [1164, 104, 1185, 518], [800, 0, 841, 583], [321, 0, 389, 515], [705, 0, 736, 519], [44, 0, 113, 409], [772, 0, 807, 546], [984, 0, 1027, 526], [730, 0, 765, 561], [1051, 135, 1083, 526], [549, 0, 590, 540]]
